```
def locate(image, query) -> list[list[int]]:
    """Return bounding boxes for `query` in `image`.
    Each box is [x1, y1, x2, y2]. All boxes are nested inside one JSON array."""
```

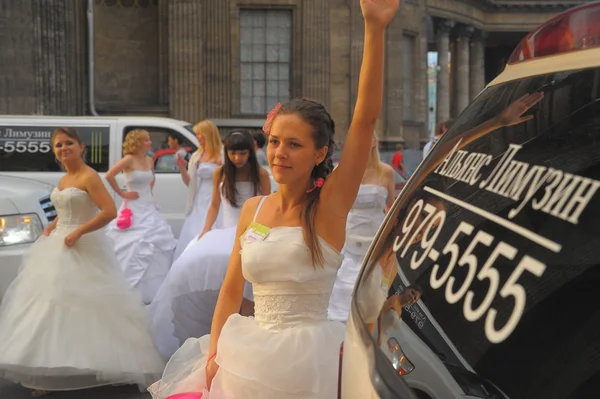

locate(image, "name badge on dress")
[[243, 221, 271, 243]]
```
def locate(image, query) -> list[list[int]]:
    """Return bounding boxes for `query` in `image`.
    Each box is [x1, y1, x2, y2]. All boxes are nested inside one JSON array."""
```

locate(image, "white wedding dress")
[[0, 187, 165, 391], [328, 184, 387, 322], [174, 162, 222, 260], [148, 196, 345, 399], [106, 170, 177, 304], [150, 182, 256, 360]]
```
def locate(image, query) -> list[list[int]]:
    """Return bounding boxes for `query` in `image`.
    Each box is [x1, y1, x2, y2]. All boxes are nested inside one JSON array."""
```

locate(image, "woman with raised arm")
[[0, 128, 164, 397], [173, 120, 223, 260], [105, 129, 177, 304], [148, 1, 399, 398]]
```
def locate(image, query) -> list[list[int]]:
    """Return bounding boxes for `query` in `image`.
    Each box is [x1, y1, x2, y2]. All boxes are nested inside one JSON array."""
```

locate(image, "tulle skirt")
[[149, 314, 345, 399], [106, 197, 177, 304], [174, 187, 221, 261], [150, 227, 253, 361], [0, 226, 165, 391]]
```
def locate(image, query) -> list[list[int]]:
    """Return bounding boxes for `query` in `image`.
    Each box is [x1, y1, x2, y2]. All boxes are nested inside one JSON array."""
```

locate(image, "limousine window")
[[0, 125, 110, 172], [356, 66, 600, 399]]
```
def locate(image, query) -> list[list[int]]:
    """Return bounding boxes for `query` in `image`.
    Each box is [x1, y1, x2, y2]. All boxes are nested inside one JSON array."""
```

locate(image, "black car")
[[339, 3, 600, 398]]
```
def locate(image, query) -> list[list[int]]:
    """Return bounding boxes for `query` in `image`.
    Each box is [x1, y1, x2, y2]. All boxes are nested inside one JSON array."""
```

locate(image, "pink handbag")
[[116, 200, 133, 230], [165, 394, 203, 399]]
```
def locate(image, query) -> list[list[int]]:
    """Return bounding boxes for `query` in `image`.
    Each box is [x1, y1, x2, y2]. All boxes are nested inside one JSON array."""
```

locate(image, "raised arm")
[[323, 0, 399, 213], [199, 166, 223, 238], [105, 155, 139, 199], [409, 92, 544, 191], [64, 170, 118, 247]]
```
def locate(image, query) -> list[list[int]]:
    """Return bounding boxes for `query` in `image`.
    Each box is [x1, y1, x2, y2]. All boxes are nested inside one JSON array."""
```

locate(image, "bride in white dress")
[[328, 137, 395, 322], [105, 129, 177, 304], [148, 1, 398, 397], [150, 130, 271, 360], [0, 127, 165, 396], [173, 120, 224, 260]]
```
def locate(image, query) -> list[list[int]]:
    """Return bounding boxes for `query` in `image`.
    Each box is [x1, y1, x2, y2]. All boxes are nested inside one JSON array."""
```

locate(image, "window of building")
[[0, 125, 110, 172], [403, 34, 416, 120], [239, 9, 292, 115]]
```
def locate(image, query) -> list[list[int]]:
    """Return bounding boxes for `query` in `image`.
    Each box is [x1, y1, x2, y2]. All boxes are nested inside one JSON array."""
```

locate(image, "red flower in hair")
[[262, 103, 282, 135], [306, 177, 325, 193]]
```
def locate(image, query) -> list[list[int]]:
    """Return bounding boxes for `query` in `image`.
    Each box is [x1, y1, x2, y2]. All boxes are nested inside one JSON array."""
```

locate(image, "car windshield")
[[354, 66, 600, 399]]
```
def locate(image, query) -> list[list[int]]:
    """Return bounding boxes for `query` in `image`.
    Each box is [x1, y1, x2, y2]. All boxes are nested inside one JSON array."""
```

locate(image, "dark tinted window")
[[357, 67, 600, 399], [0, 125, 110, 172]]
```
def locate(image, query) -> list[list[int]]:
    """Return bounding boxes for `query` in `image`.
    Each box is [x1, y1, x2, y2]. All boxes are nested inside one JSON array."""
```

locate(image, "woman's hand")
[[360, 0, 400, 28], [64, 229, 83, 247], [176, 153, 188, 170], [121, 191, 139, 200], [495, 92, 544, 127], [205, 357, 219, 390]]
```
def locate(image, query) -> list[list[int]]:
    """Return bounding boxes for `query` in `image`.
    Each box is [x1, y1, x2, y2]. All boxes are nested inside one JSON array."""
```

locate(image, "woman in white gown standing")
[[105, 129, 177, 304], [0, 127, 165, 396], [150, 130, 271, 360], [327, 136, 396, 322], [148, 1, 398, 397], [173, 120, 223, 260]]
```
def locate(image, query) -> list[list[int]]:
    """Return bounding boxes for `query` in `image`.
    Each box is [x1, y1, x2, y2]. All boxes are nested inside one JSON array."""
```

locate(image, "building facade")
[[0, 0, 590, 148]]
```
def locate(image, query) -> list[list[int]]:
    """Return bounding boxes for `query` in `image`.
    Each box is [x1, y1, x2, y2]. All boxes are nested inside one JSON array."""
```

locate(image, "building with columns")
[[0, 0, 591, 149]]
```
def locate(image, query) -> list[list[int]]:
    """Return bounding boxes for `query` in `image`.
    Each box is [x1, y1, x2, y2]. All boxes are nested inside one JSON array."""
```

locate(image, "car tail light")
[[508, 1, 600, 64], [387, 337, 415, 376]]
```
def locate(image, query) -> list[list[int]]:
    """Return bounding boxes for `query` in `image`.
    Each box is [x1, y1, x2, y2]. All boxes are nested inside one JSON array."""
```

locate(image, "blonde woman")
[[173, 120, 223, 260], [327, 135, 396, 322], [0, 128, 164, 396], [105, 129, 177, 304]]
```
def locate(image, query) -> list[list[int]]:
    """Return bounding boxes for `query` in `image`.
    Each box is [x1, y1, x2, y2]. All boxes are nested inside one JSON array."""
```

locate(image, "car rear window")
[[357, 66, 600, 399]]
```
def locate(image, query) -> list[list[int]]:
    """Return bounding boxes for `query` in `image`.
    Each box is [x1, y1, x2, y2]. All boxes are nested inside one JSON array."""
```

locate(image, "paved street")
[[0, 379, 150, 399]]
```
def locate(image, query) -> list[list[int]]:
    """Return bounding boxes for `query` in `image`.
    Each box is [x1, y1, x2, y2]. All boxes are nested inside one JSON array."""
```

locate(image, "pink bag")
[[116, 200, 133, 230], [165, 394, 203, 399]]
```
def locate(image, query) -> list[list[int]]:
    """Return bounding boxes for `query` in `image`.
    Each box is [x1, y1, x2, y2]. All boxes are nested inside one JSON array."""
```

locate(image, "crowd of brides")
[[0, 1, 403, 398]]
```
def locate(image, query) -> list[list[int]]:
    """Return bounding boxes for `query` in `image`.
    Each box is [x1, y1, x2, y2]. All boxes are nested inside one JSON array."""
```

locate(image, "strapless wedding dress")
[[0, 187, 165, 391]]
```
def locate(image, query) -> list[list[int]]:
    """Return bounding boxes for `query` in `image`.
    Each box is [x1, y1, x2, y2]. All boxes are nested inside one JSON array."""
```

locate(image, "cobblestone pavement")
[[0, 379, 151, 399]]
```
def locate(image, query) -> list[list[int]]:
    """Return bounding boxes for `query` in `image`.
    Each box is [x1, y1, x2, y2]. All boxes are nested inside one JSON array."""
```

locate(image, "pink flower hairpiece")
[[306, 177, 325, 193], [262, 103, 282, 135]]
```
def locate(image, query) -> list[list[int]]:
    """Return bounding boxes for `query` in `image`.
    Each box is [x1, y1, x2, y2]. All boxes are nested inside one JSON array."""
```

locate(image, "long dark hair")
[[220, 129, 261, 207], [274, 99, 336, 267]]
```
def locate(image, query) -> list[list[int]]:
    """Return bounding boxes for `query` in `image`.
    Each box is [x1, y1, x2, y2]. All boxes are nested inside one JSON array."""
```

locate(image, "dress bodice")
[[196, 162, 219, 182], [241, 222, 343, 329], [51, 188, 98, 229], [124, 170, 154, 200], [347, 184, 387, 235], [220, 181, 256, 228]]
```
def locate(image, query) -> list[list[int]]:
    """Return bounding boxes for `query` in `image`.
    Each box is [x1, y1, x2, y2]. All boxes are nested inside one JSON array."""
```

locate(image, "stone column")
[[329, 0, 351, 144], [158, 0, 169, 105], [435, 19, 453, 125], [470, 30, 486, 100], [33, 0, 86, 115], [302, 0, 330, 106], [456, 25, 473, 115], [168, 0, 205, 122]]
